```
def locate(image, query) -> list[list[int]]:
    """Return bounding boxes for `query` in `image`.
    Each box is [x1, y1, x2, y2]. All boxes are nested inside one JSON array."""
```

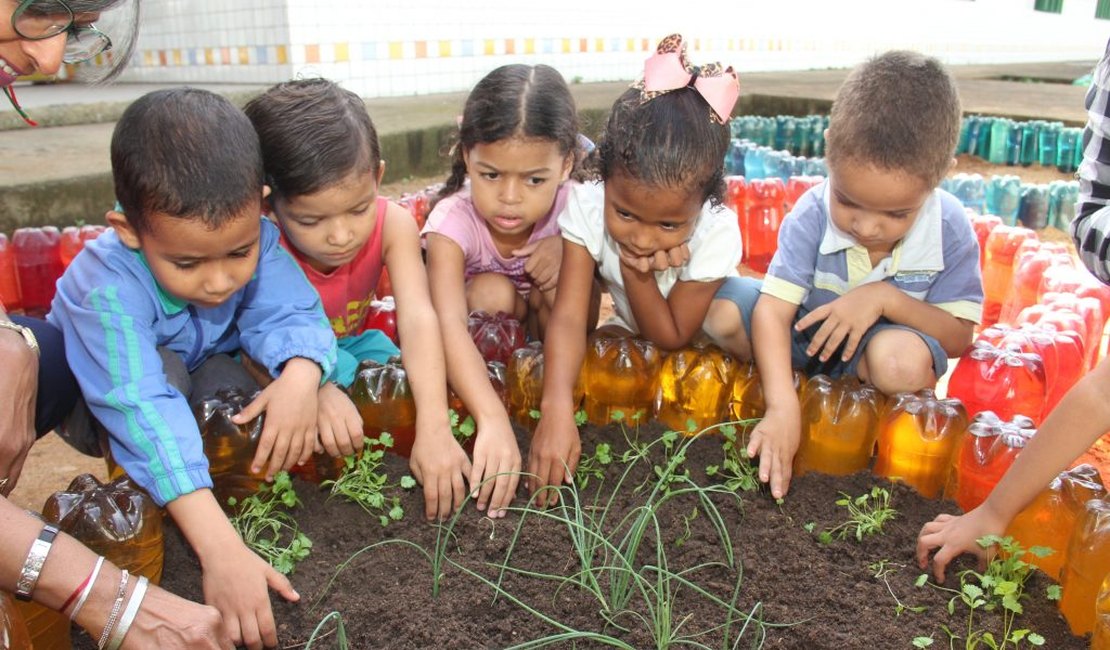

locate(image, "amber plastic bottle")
[[793, 375, 882, 477], [349, 357, 417, 457], [1060, 499, 1110, 635], [194, 386, 267, 507], [581, 333, 661, 426], [873, 390, 968, 498], [656, 343, 738, 435]]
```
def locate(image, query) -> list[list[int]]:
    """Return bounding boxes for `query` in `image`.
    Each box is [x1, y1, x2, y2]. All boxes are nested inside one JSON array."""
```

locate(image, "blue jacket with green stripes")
[[48, 217, 337, 505]]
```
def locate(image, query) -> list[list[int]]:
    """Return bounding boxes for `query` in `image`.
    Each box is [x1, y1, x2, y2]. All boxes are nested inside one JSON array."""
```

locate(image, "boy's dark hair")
[[244, 78, 381, 200], [590, 86, 730, 206], [826, 50, 962, 189], [111, 87, 263, 234], [437, 64, 579, 202]]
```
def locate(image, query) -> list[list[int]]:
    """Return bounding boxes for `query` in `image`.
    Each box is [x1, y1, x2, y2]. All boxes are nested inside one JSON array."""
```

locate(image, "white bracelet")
[[69, 556, 105, 622], [105, 575, 148, 650], [15, 524, 59, 601], [97, 569, 129, 650]]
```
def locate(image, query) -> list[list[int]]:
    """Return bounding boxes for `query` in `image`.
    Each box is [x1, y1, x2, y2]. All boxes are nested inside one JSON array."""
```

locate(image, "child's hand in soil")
[[468, 417, 521, 518], [315, 381, 363, 457], [916, 506, 1006, 583], [527, 409, 581, 507], [410, 421, 472, 521], [745, 404, 800, 500], [203, 541, 299, 650], [235, 357, 321, 479]]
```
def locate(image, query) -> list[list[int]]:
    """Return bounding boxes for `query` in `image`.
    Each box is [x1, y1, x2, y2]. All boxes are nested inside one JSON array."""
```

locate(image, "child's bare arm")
[[166, 489, 298, 650], [621, 268, 723, 351], [234, 357, 321, 479], [917, 356, 1110, 582], [747, 294, 802, 499], [426, 232, 520, 518], [529, 241, 596, 506], [795, 282, 974, 363], [383, 206, 463, 522]]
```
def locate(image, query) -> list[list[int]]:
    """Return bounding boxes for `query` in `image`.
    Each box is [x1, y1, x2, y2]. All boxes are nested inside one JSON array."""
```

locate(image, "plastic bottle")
[[1048, 180, 1079, 231], [349, 356, 417, 457], [0, 592, 31, 650], [581, 333, 660, 426], [873, 390, 968, 498], [1017, 184, 1048, 230], [1037, 121, 1062, 167], [945, 412, 1034, 512], [0, 233, 22, 312], [1094, 571, 1110, 649], [1060, 499, 1110, 635], [985, 175, 1022, 225], [969, 213, 1002, 272], [655, 342, 738, 434], [742, 177, 786, 274], [952, 173, 986, 214], [506, 342, 545, 431], [1007, 464, 1105, 580], [728, 364, 804, 448], [12, 601, 67, 650], [725, 176, 747, 228], [1019, 122, 1040, 167], [998, 242, 1072, 325], [743, 146, 765, 181], [988, 118, 1012, 164], [980, 225, 1037, 328], [793, 374, 882, 477], [1056, 128, 1080, 174], [946, 341, 1046, 425], [59, 224, 106, 268], [42, 474, 164, 584], [467, 310, 526, 366], [11, 226, 63, 317], [784, 176, 821, 213], [193, 386, 267, 509], [364, 296, 398, 345]]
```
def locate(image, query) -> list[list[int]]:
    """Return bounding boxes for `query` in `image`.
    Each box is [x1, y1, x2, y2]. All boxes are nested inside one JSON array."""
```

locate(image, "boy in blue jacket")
[[48, 87, 358, 650]]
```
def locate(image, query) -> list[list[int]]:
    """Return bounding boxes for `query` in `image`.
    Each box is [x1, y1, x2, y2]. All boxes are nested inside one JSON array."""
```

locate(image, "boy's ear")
[[262, 185, 272, 201], [105, 209, 141, 250], [376, 160, 386, 186]]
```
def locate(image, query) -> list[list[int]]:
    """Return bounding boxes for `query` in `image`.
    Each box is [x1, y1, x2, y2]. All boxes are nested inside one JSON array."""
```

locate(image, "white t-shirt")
[[558, 181, 743, 332]]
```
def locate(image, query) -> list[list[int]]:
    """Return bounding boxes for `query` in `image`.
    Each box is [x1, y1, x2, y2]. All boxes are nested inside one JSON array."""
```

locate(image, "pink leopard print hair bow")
[[635, 34, 740, 124]]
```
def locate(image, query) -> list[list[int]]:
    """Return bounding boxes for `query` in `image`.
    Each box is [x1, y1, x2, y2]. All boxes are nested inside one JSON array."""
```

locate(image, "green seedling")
[[917, 536, 1053, 649], [322, 433, 416, 526], [869, 560, 926, 616], [706, 422, 762, 494], [448, 408, 476, 445], [228, 471, 313, 575], [574, 441, 612, 490], [815, 486, 897, 543]]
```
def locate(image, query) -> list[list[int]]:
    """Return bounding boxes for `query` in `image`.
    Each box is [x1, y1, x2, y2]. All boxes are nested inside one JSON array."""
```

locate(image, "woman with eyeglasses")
[[0, 1, 234, 648]]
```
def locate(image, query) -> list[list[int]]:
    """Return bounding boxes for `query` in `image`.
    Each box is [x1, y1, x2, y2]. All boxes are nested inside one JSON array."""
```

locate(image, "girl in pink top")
[[246, 79, 464, 523], [421, 64, 586, 518]]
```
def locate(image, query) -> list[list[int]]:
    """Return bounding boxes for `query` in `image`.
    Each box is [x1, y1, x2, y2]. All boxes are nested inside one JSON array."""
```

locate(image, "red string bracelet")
[[60, 562, 96, 614]]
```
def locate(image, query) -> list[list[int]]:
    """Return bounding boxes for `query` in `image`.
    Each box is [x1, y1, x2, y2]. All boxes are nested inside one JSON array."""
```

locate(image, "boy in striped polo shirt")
[[728, 51, 983, 500]]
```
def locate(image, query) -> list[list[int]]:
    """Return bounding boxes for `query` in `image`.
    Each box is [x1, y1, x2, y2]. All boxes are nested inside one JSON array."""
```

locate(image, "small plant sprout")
[[706, 423, 762, 494], [869, 560, 926, 616], [322, 433, 415, 526], [228, 471, 313, 575], [448, 408, 476, 445], [917, 535, 1052, 649], [574, 441, 613, 490], [815, 486, 897, 544]]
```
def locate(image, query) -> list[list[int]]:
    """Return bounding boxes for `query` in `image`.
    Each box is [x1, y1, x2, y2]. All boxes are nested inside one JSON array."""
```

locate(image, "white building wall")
[[99, 0, 1110, 97]]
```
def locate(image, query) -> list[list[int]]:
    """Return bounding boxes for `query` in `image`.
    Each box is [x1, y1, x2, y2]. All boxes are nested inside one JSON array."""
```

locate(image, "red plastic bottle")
[[59, 224, 106, 268], [363, 296, 398, 345], [1041, 293, 1105, 369], [947, 411, 1034, 512], [725, 175, 747, 223], [12, 226, 63, 317], [784, 176, 821, 213], [0, 233, 22, 312], [980, 225, 1037, 328], [946, 340, 1047, 425], [741, 177, 785, 274], [467, 310, 527, 366], [998, 244, 1072, 325], [970, 212, 1002, 273]]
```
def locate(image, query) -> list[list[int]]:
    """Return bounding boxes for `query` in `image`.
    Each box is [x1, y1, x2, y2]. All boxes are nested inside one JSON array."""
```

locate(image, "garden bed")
[[110, 420, 1087, 649]]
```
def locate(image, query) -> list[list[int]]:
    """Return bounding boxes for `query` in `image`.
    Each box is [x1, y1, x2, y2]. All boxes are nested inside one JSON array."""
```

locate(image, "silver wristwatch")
[[0, 320, 40, 357]]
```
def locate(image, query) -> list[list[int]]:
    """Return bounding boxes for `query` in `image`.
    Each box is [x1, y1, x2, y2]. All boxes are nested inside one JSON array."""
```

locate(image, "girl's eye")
[[615, 210, 634, 221], [527, 176, 547, 186], [658, 222, 679, 232], [481, 172, 499, 181]]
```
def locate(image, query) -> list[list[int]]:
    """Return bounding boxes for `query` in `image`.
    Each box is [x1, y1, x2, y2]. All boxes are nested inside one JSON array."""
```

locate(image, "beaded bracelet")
[[15, 524, 59, 601], [105, 575, 148, 650], [96, 569, 129, 650], [68, 556, 105, 622]]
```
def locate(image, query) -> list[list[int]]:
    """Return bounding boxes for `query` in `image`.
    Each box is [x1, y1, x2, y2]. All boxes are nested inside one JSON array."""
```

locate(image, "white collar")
[[818, 180, 945, 272]]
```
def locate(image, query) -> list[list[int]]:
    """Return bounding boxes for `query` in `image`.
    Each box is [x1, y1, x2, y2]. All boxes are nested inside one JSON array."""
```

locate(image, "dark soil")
[[72, 421, 1087, 650]]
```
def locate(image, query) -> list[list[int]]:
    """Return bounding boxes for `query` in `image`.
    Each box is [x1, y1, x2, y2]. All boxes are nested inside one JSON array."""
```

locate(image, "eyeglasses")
[[11, 0, 112, 64]]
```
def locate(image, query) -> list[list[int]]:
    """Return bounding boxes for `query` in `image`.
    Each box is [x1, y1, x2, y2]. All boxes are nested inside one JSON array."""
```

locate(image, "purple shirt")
[[421, 183, 572, 292]]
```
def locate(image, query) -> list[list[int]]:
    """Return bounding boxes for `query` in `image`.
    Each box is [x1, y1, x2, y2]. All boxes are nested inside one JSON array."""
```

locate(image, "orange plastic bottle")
[[506, 342, 545, 430], [1006, 464, 1105, 580], [12, 601, 67, 650], [0, 233, 21, 312], [873, 390, 968, 498], [656, 342, 738, 434], [1094, 571, 1110, 649], [349, 357, 417, 457], [793, 375, 882, 477], [1060, 498, 1110, 635], [946, 412, 1034, 513], [728, 364, 804, 445], [193, 386, 267, 508], [980, 224, 1037, 328], [42, 474, 164, 584], [581, 332, 661, 426], [0, 592, 31, 650]]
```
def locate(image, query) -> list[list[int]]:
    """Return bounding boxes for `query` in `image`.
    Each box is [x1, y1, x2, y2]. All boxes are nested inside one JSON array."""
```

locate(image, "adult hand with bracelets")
[[1, 1, 231, 648]]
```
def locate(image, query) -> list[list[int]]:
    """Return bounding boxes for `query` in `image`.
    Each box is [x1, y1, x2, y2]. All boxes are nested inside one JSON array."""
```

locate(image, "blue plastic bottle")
[[989, 119, 1011, 164], [1018, 184, 1048, 230], [953, 173, 987, 214], [1006, 123, 1024, 166], [744, 146, 766, 181], [1019, 122, 1041, 167], [1038, 122, 1062, 167], [775, 116, 795, 153], [1048, 180, 1080, 230], [986, 175, 1022, 225], [1057, 128, 1080, 173]]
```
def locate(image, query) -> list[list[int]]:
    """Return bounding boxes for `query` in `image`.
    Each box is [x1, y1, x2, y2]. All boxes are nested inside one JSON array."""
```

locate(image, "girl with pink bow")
[[527, 34, 752, 506]]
